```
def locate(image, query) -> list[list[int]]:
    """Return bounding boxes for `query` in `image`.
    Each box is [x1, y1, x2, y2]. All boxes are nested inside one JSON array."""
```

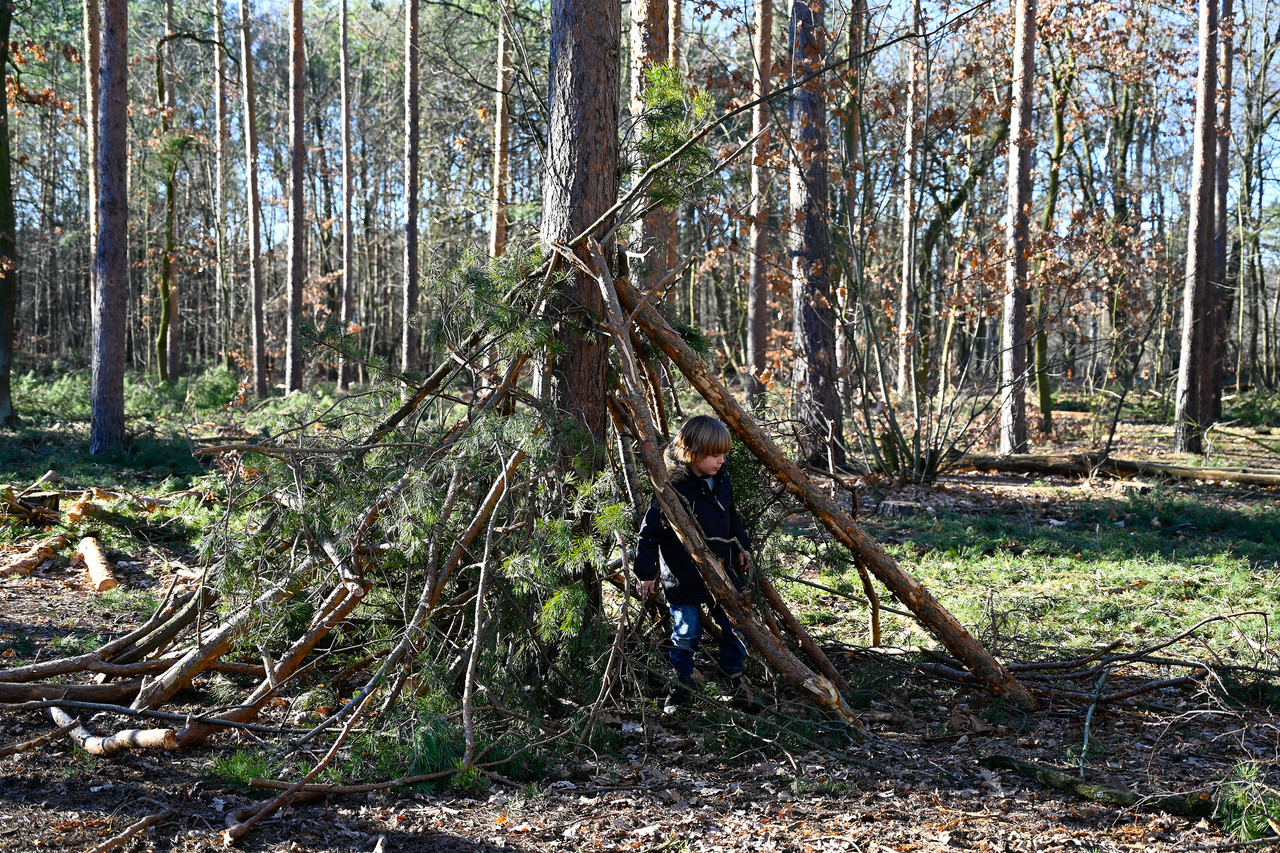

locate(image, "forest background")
[[5, 0, 1280, 848]]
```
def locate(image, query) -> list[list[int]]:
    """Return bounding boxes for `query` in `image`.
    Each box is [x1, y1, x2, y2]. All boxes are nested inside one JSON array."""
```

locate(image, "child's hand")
[[738, 553, 751, 569], [639, 580, 655, 599]]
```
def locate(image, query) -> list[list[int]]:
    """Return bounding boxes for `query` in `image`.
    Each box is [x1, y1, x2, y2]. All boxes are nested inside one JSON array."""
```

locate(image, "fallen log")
[[614, 276, 1039, 711], [84, 808, 176, 853], [131, 566, 318, 710], [571, 242, 856, 720], [0, 534, 68, 577], [73, 537, 118, 592], [980, 754, 1216, 818], [108, 586, 219, 665], [0, 680, 142, 703], [66, 491, 105, 525], [47, 705, 176, 756], [960, 452, 1280, 487]]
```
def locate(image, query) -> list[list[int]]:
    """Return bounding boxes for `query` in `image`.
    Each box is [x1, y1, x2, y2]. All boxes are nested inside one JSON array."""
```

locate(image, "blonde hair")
[[673, 415, 732, 464]]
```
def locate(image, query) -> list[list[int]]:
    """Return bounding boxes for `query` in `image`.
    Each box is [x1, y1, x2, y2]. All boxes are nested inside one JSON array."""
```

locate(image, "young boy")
[[634, 415, 753, 712]]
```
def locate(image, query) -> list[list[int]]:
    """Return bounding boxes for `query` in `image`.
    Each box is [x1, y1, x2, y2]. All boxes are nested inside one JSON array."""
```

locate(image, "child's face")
[[689, 452, 727, 479]]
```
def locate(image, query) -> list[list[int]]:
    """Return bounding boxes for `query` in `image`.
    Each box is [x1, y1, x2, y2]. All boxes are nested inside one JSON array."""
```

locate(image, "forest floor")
[[2, 379, 1280, 852]]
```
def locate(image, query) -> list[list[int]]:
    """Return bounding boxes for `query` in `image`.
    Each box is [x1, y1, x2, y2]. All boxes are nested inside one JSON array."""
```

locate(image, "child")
[[634, 415, 754, 712]]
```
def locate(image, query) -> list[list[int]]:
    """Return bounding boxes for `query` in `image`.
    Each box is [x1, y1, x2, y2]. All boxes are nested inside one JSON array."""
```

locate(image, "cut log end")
[[73, 537, 119, 592]]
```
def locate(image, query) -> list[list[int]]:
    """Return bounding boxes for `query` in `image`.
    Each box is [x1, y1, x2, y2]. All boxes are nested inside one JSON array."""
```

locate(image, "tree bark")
[[83, 0, 100, 303], [489, 3, 510, 258], [284, 0, 306, 393], [788, 0, 843, 465], [615, 276, 1038, 710], [744, 0, 771, 402], [89, 0, 128, 454], [538, 0, 620, 466], [0, 0, 17, 427], [1209, 0, 1234, 421], [1000, 0, 1036, 455], [240, 0, 267, 398], [629, 0, 676, 295], [402, 0, 420, 375], [47, 706, 176, 756], [214, 1, 230, 369], [1174, 0, 1219, 454], [163, 0, 179, 380], [338, 0, 354, 390]]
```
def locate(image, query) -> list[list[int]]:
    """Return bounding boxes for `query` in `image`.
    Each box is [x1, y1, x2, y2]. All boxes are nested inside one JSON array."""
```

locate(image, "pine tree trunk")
[[214, 2, 229, 369], [999, 0, 1036, 455], [489, 3, 510, 258], [90, 0, 128, 454], [0, 0, 17, 427], [788, 0, 843, 465], [630, 0, 675, 295], [338, 0, 354, 390], [539, 0, 620, 465], [1174, 0, 1219, 453], [240, 0, 267, 398], [83, 0, 100, 309], [284, 0, 306, 393], [402, 0, 420, 376], [744, 0, 771, 402], [163, 0, 179, 380]]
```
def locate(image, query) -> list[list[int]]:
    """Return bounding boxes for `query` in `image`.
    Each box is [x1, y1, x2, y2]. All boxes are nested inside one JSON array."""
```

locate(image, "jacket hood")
[[664, 443, 696, 486]]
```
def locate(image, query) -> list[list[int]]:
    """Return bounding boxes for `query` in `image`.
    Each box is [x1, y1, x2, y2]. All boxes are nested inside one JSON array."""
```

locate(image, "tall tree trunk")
[[539, 0, 620, 467], [284, 0, 306, 392], [240, 0, 267, 398], [83, 0, 100, 310], [489, 3, 510, 258], [630, 0, 676, 296], [789, 0, 843, 465], [1034, 54, 1072, 436], [338, 0, 354, 391], [90, 0, 128, 454], [896, 0, 920, 395], [744, 0, 771, 402], [1209, 0, 1234, 420], [999, 0, 1036, 455], [214, 0, 229, 369], [164, 0, 179, 379], [1174, 0, 1219, 454], [0, 0, 17, 426], [402, 0, 420, 376]]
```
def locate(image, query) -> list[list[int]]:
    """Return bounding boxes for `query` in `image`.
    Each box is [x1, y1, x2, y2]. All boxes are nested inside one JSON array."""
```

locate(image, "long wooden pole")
[[615, 276, 1039, 710]]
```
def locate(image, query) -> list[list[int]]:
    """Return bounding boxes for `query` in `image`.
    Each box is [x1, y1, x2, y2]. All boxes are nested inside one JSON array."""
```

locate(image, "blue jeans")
[[669, 604, 745, 679]]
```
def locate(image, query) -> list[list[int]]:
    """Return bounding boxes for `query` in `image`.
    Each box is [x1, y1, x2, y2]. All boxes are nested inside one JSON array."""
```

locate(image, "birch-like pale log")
[[73, 537, 118, 591], [614, 276, 1039, 711], [48, 705, 176, 755]]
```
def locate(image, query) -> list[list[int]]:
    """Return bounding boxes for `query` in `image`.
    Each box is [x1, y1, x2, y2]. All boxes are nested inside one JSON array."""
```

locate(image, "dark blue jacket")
[[634, 447, 751, 605]]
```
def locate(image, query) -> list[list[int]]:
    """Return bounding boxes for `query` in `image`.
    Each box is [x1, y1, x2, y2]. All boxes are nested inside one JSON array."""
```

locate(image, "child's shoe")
[[728, 673, 763, 714], [663, 678, 693, 714]]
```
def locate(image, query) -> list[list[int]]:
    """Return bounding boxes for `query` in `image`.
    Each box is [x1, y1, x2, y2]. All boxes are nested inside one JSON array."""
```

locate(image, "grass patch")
[[207, 749, 274, 789]]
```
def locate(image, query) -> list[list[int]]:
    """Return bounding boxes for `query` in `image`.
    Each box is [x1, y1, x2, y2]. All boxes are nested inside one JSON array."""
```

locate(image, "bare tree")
[[1210, 0, 1234, 419], [999, 0, 1036, 455], [744, 0, 771, 402], [90, 0, 128, 453], [284, 0, 306, 392], [240, 0, 267, 398], [0, 0, 17, 426], [338, 0, 354, 390], [788, 0, 843, 464], [489, 2, 510, 258], [83, 0, 100, 305], [402, 0, 420, 375], [896, 0, 921, 394], [1174, 0, 1219, 454]]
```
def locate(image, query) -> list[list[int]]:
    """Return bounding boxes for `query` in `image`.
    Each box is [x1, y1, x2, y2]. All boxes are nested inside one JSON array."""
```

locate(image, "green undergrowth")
[[774, 486, 1280, 675]]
